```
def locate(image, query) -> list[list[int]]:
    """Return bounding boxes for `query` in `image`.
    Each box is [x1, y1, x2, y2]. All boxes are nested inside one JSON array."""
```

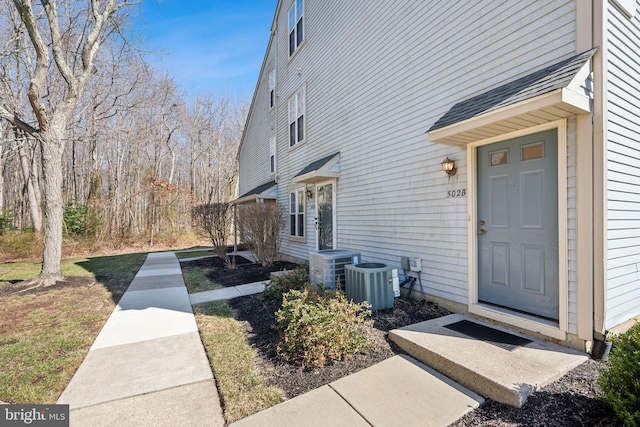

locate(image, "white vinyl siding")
[[237, 36, 276, 197], [605, 0, 640, 329], [250, 1, 576, 306]]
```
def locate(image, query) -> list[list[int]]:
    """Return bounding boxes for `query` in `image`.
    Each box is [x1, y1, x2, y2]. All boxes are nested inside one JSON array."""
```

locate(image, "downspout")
[[591, 0, 610, 357]]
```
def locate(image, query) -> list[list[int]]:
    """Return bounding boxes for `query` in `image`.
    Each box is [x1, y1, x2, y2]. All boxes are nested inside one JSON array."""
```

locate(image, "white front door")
[[316, 181, 335, 250], [477, 129, 559, 320]]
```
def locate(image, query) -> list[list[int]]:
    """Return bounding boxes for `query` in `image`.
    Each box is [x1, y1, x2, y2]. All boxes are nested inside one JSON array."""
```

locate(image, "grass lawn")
[[175, 249, 215, 259], [181, 264, 223, 293], [193, 301, 285, 424], [0, 252, 147, 404]]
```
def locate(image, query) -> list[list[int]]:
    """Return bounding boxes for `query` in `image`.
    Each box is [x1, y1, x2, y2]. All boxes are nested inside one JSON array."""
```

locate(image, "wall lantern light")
[[306, 187, 313, 199], [441, 157, 457, 177]]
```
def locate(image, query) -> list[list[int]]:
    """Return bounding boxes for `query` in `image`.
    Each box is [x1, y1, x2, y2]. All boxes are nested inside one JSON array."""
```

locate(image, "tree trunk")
[[18, 136, 43, 232], [39, 132, 65, 281]]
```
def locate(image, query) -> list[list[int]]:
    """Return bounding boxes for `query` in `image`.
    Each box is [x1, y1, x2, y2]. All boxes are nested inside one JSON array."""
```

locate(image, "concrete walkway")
[[55, 249, 586, 427], [230, 355, 484, 427], [58, 252, 224, 427]]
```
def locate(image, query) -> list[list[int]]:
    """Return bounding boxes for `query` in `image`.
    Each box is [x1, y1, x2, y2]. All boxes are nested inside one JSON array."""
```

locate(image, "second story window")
[[288, 0, 304, 56], [269, 69, 276, 109], [269, 135, 276, 174], [288, 86, 305, 147]]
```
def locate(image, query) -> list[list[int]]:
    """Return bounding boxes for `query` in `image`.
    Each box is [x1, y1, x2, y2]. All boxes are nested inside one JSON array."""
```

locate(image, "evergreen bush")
[[598, 322, 640, 426], [275, 288, 371, 367], [63, 202, 87, 236], [263, 267, 311, 302]]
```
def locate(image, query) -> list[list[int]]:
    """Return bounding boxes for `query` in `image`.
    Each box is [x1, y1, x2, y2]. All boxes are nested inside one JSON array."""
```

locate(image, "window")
[[269, 135, 276, 174], [288, 86, 305, 147], [268, 69, 276, 109], [290, 189, 305, 238], [288, 0, 304, 56]]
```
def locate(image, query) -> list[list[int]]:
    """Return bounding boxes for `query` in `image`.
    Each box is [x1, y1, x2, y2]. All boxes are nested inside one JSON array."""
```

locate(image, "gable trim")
[[292, 152, 341, 184], [428, 48, 596, 146]]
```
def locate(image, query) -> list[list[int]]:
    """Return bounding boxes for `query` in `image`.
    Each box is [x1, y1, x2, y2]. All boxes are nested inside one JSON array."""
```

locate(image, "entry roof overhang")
[[427, 48, 597, 146], [232, 180, 277, 205], [292, 152, 340, 184]]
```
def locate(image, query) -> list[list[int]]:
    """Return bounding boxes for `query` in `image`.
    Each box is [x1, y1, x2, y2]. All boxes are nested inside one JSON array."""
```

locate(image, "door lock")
[[478, 229, 486, 235], [479, 220, 485, 226]]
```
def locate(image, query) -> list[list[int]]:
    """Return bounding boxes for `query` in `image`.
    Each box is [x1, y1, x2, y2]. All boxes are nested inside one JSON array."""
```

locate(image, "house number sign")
[[447, 189, 466, 198]]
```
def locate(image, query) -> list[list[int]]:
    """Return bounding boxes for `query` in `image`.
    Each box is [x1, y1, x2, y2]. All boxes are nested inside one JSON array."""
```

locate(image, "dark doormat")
[[444, 320, 533, 351]]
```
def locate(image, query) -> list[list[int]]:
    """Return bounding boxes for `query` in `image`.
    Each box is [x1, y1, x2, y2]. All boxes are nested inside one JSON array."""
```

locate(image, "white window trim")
[[269, 134, 276, 175], [268, 69, 276, 110], [288, 0, 304, 57], [466, 120, 568, 341], [289, 188, 305, 241], [288, 85, 306, 149]]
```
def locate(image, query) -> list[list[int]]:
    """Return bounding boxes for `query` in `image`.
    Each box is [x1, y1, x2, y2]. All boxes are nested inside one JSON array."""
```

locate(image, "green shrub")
[[598, 323, 640, 426], [0, 209, 16, 235], [263, 267, 311, 302], [63, 203, 87, 236], [275, 288, 371, 367]]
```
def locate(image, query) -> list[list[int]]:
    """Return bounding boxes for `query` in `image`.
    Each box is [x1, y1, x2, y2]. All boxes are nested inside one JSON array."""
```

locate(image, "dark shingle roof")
[[294, 152, 340, 178], [428, 48, 597, 132], [237, 180, 276, 199]]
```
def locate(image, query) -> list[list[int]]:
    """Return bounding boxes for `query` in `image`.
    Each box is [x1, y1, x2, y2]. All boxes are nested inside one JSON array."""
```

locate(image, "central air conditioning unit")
[[345, 263, 395, 310], [309, 249, 361, 290]]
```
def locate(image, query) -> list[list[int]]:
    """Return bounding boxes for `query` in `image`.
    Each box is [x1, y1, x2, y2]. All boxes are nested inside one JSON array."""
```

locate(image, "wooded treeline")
[[0, 1, 246, 246]]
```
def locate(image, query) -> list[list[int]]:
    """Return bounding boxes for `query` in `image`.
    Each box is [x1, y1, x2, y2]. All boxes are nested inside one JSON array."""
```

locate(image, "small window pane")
[[297, 192, 303, 212], [522, 143, 543, 161], [296, 0, 303, 19], [297, 88, 305, 114], [289, 31, 295, 55], [290, 193, 295, 212], [290, 215, 296, 235], [290, 122, 295, 146], [297, 115, 304, 142], [298, 214, 304, 236], [288, 7, 296, 31], [491, 150, 508, 166], [296, 17, 303, 46]]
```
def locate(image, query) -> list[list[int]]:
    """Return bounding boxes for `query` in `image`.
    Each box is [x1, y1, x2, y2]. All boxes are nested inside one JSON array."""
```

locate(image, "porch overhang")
[[292, 152, 341, 184], [232, 180, 277, 205], [428, 48, 596, 146]]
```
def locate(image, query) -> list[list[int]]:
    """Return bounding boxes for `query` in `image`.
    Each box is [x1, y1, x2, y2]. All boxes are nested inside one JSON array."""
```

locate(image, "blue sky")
[[135, 0, 278, 98]]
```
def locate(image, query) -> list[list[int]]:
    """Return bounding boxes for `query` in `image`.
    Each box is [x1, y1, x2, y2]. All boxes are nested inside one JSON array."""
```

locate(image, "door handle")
[[478, 229, 486, 235]]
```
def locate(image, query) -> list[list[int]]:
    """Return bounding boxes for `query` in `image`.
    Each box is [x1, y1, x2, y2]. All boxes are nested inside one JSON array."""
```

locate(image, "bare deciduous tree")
[[192, 203, 234, 268], [0, 0, 134, 284], [237, 202, 286, 267]]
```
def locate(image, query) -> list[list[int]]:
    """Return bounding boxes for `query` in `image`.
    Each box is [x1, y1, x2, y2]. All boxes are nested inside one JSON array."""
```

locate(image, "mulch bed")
[[184, 255, 299, 287], [229, 294, 451, 397], [205, 260, 619, 425]]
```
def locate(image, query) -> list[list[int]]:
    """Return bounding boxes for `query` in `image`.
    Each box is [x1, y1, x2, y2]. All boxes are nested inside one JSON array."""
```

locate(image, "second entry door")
[[477, 129, 559, 320], [316, 182, 334, 250]]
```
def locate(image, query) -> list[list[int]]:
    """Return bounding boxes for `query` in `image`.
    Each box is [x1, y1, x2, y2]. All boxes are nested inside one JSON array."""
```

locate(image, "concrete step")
[[389, 314, 588, 407]]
